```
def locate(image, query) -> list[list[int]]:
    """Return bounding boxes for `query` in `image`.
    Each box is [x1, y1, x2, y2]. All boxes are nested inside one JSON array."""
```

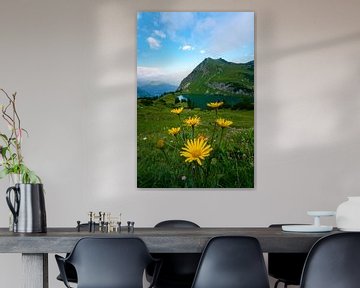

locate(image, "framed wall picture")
[[137, 12, 254, 188]]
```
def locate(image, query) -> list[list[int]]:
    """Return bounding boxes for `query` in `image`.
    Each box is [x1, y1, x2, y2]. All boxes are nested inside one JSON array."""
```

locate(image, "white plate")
[[282, 225, 333, 232], [307, 211, 336, 217]]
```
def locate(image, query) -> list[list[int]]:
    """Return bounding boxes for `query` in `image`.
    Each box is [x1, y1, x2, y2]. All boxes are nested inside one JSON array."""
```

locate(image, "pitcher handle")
[[6, 186, 20, 224]]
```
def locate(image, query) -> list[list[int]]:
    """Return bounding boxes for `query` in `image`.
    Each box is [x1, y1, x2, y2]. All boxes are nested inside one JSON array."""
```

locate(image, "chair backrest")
[[155, 219, 200, 228], [66, 237, 154, 288], [191, 236, 270, 288], [150, 220, 201, 287], [300, 232, 360, 288], [268, 224, 308, 285]]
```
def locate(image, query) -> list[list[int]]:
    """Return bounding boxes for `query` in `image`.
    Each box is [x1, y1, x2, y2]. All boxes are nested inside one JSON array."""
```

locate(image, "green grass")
[[179, 58, 254, 95], [137, 97, 254, 188]]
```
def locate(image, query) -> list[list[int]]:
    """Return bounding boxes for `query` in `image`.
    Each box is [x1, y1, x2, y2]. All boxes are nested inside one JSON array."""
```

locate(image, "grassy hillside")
[[177, 58, 254, 96]]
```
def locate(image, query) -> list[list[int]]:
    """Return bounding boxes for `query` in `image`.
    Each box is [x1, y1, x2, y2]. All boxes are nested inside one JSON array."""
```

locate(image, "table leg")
[[22, 253, 48, 288]]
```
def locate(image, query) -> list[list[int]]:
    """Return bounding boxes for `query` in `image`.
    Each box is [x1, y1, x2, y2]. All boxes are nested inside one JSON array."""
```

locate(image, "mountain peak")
[[177, 57, 254, 95], [202, 57, 228, 63]]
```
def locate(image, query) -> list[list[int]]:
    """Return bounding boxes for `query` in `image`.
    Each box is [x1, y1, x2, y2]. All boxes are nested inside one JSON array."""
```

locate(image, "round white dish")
[[307, 211, 336, 217], [282, 225, 333, 233]]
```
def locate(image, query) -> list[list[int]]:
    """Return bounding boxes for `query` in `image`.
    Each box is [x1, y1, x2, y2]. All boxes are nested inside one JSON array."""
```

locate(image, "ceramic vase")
[[6, 183, 47, 233], [336, 196, 360, 231]]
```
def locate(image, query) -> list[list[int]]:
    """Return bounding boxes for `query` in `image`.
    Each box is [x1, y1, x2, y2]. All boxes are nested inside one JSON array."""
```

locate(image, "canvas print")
[[137, 12, 254, 188]]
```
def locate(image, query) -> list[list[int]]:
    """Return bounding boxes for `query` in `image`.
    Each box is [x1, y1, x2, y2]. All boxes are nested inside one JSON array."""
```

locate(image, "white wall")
[[0, 0, 360, 287]]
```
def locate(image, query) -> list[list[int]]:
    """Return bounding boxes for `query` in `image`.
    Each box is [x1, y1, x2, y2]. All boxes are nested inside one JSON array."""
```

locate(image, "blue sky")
[[137, 12, 254, 86]]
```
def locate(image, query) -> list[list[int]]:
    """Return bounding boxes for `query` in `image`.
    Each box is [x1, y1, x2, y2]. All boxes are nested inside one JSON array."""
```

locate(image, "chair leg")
[[274, 280, 289, 288]]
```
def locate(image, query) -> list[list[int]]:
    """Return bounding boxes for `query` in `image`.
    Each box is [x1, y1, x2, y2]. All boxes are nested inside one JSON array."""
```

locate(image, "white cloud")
[[160, 12, 195, 41], [181, 45, 194, 51], [137, 66, 190, 86], [200, 49, 206, 54], [154, 30, 166, 38], [147, 37, 161, 49], [137, 66, 164, 79], [207, 13, 254, 56], [195, 17, 216, 33]]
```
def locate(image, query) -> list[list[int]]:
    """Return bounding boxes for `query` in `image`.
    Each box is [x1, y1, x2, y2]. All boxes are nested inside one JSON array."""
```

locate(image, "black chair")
[[300, 232, 360, 288], [268, 224, 308, 288], [191, 236, 270, 288], [56, 262, 77, 284], [55, 237, 160, 288], [56, 223, 99, 284], [147, 220, 201, 288]]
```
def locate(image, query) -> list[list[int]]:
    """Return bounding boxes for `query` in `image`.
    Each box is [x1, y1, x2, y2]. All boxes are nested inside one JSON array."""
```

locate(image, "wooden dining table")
[[0, 226, 339, 288]]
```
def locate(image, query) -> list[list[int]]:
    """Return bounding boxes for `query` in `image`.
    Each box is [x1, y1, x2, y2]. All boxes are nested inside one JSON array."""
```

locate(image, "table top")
[[0, 227, 340, 254]]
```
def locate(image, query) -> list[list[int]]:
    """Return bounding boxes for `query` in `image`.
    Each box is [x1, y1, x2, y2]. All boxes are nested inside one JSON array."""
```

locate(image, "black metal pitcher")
[[6, 183, 47, 233]]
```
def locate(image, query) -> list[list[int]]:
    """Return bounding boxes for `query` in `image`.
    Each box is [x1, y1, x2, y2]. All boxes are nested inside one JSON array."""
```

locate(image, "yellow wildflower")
[[216, 118, 233, 128], [180, 138, 213, 165], [156, 139, 165, 149], [171, 107, 184, 115], [184, 116, 200, 127], [207, 102, 224, 109], [197, 134, 209, 142], [168, 127, 181, 136]]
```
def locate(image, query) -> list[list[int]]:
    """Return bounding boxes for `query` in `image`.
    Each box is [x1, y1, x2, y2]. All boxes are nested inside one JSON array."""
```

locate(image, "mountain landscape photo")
[[137, 12, 254, 188]]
